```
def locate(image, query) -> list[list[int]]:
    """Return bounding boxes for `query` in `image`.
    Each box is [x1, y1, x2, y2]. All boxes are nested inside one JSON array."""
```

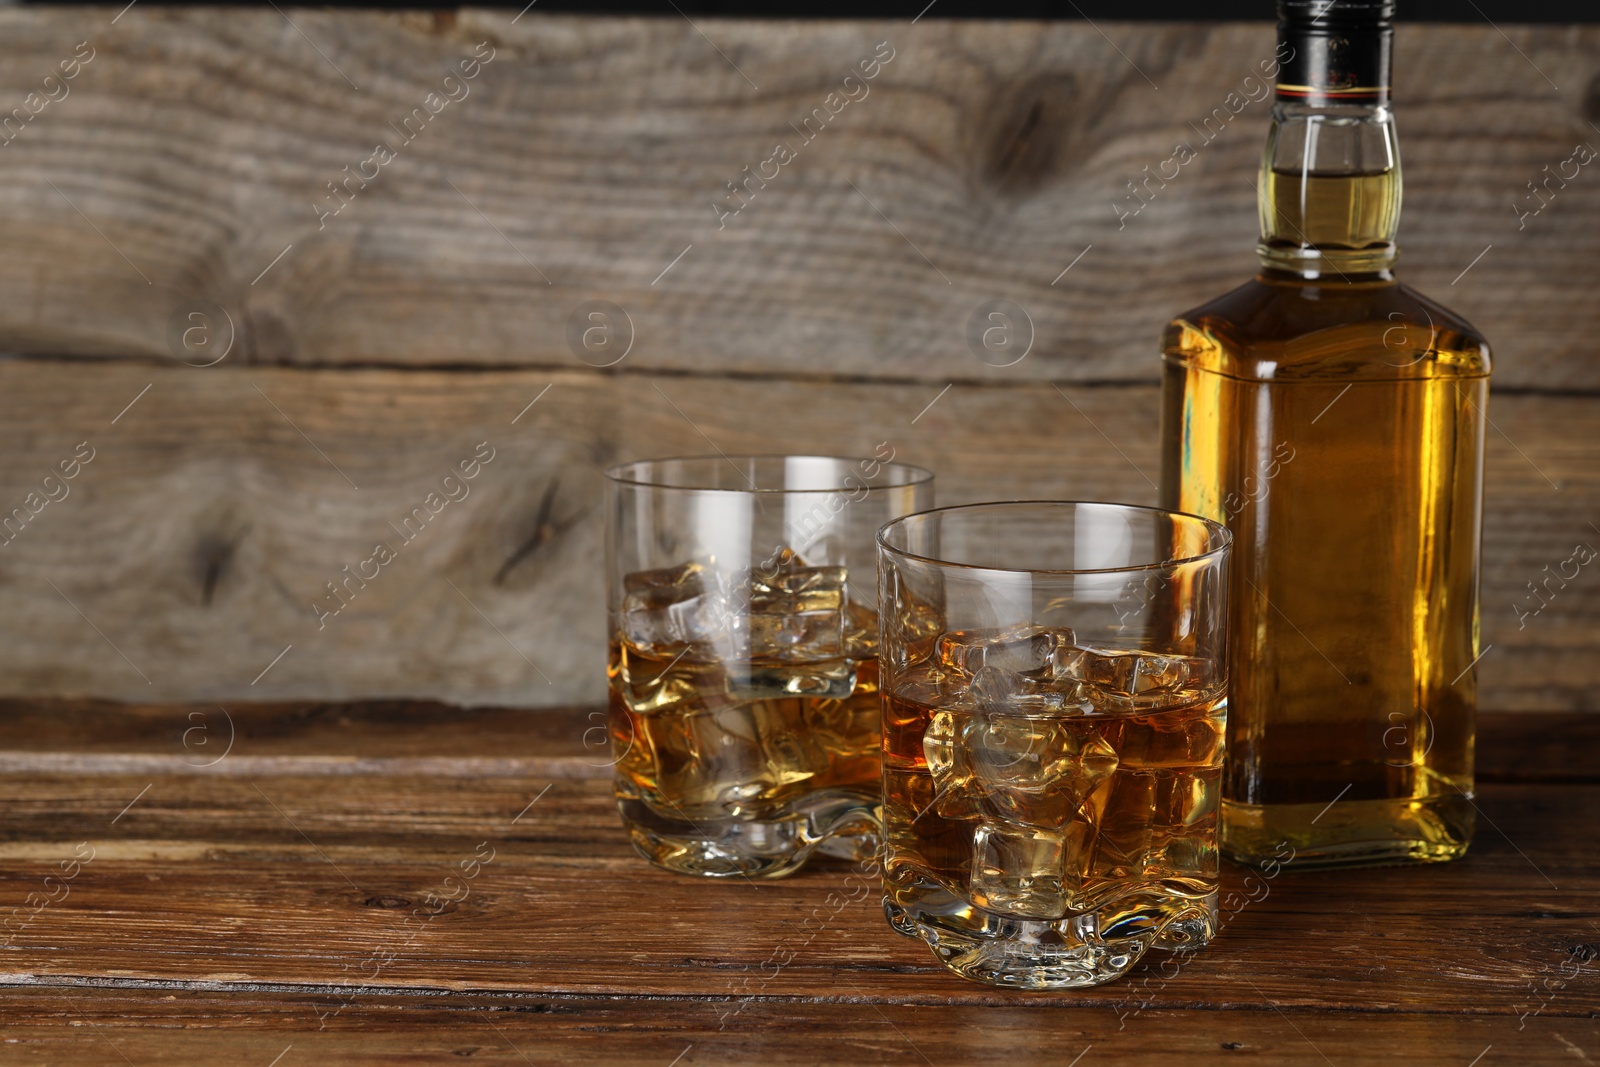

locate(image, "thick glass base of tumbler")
[[885, 883, 1218, 990], [883, 898, 919, 938], [923, 928, 1142, 990], [1222, 794, 1474, 871], [619, 791, 879, 879]]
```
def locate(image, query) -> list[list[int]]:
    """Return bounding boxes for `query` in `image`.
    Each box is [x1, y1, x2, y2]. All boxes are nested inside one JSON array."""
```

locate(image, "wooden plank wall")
[[0, 11, 1595, 710]]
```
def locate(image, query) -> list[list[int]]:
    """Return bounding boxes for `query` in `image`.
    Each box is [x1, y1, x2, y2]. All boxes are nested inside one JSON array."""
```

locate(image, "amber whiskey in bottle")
[[1158, 0, 1490, 869]]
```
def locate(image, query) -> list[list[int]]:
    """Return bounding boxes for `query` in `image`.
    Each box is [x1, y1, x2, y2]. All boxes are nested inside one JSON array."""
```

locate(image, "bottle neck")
[[1258, 7, 1399, 280], [1256, 102, 1402, 280]]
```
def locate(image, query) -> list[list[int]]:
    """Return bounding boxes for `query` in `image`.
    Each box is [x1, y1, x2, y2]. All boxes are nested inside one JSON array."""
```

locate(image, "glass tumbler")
[[878, 501, 1231, 988], [606, 454, 933, 878]]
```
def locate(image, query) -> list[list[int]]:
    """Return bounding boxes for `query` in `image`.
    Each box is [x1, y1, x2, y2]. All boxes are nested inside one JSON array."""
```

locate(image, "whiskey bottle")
[[1158, 0, 1490, 868]]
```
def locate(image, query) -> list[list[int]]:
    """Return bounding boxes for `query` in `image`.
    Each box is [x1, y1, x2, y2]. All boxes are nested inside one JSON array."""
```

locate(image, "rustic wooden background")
[[0, 11, 1595, 710]]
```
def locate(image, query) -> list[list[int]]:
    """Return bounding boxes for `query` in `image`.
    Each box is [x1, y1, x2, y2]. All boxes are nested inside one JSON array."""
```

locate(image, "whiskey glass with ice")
[[605, 455, 933, 878], [877, 502, 1231, 988]]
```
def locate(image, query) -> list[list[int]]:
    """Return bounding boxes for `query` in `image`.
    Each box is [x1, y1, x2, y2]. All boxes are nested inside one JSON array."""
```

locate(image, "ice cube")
[[923, 708, 959, 779], [612, 644, 729, 716], [650, 702, 771, 816], [620, 561, 729, 654], [841, 600, 880, 659], [747, 605, 844, 658], [1103, 699, 1226, 769], [1090, 768, 1157, 884], [735, 658, 858, 700], [710, 548, 857, 697], [1090, 767, 1219, 895], [961, 701, 1119, 828], [1054, 646, 1214, 710], [650, 699, 825, 819], [750, 551, 846, 613], [802, 690, 880, 776], [969, 822, 1068, 919], [935, 626, 1073, 679], [968, 664, 1093, 716], [1057, 815, 1105, 911], [751, 699, 826, 796], [919, 708, 987, 823], [746, 549, 848, 662]]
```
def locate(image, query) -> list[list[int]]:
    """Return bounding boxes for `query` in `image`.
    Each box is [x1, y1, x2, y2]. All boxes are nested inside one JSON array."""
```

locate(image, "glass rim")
[[604, 453, 935, 495], [876, 499, 1232, 576]]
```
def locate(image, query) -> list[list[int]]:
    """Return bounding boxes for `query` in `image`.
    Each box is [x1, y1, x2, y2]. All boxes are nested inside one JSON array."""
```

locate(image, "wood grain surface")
[[0, 9, 1595, 710], [0, 702, 1595, 1064], [0, 990, 1590, 1066], [3, 698, 1595, 779], [5, 774, 1592, 1006], [0, 360, 1590, 709], [0, 13, 1594, 387], [1, 10, 1595, 1060]]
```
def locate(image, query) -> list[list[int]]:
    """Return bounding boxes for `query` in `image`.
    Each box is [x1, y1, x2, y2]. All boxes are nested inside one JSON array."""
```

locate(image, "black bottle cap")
[[1276, 0, 1394, 105]]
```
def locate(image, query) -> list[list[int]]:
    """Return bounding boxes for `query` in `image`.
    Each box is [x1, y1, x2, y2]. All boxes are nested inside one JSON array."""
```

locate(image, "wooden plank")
[[1, 769, 1594, 1013], [0, 699, 605, 778], [2, 712, 1594, 1062], [0, 360, 1594, 709], [0, 13, 1593, 387], [0, 701, 1590, 782], [3, 991, 1587, 1067], [1480, 712, 1600, 784], [1, 987, 1594, 1066]]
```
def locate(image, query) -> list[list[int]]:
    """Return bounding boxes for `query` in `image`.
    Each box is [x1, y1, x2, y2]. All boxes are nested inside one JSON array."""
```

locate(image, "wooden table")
[[1, 701, 1595, 1065]]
